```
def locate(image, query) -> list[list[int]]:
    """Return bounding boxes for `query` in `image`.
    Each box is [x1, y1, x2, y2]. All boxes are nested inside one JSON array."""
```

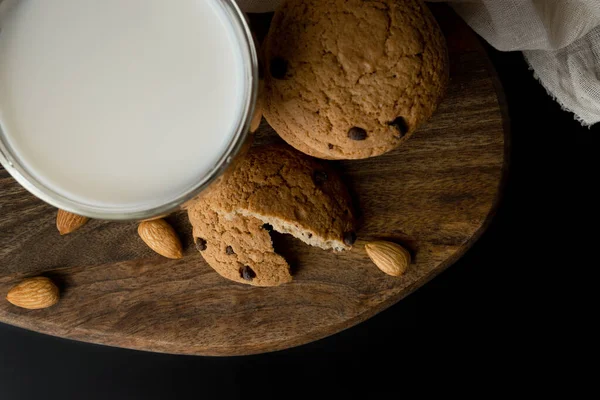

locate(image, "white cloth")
[[235, 0, 600, 126]]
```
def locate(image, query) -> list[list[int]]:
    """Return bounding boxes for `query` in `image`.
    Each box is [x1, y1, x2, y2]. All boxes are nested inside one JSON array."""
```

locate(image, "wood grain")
[[0, 6, 508, 355]]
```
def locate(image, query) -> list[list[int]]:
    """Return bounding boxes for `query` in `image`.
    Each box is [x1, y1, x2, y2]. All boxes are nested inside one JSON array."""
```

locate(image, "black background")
[[0, 36, 597, 398]]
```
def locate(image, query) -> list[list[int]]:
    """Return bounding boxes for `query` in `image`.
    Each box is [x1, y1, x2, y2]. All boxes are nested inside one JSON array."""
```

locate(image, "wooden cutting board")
[[0, 6, 507, 356]]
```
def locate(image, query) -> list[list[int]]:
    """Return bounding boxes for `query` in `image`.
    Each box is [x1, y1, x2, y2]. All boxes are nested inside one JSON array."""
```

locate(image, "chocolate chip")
[[262, 223, 273, 232], [389, 117, 409, 138], [195, 238, 207, 252], [348, 127, 367, 141], [226, 246, 235, 255], [328, 143, 334, 150], [308, 233, 313, 239], [313, 170, 328, 186], [343, 231, 357, 246], [240, 266, 256, 281], [270, 57, 288, 79]]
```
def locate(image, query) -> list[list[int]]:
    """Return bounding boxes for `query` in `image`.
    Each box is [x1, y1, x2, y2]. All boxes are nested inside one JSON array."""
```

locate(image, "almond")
[[56, 209, 89, 235], [365, 241, 411, 277], [6, 277, 60, 310], [138, 219, 183, 259]]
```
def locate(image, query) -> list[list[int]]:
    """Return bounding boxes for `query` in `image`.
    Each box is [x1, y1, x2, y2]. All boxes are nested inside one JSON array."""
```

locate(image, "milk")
[[0, 0, 247, 211]]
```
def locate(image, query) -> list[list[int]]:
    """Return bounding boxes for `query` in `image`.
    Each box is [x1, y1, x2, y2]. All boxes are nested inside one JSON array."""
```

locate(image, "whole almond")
[[56, 209, 89, 235], [6, 277, 60, 310], [138, 219, 183, 259], [365, 241, 411, 277]]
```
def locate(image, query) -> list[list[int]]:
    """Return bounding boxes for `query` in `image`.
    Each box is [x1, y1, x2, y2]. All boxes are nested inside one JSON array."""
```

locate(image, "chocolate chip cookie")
[[263, 0, 449, 159], [187, 144, 357, 286]]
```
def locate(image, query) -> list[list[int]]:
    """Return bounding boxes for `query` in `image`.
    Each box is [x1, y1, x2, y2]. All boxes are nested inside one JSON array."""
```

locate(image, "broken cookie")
[[187, 144, 357, 286]]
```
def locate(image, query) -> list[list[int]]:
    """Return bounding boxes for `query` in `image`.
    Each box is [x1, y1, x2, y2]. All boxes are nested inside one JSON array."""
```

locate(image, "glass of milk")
[[0, 0, 258, 220]]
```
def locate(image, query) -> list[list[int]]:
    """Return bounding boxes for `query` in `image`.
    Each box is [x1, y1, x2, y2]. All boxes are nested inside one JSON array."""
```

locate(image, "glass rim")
[[0, 0, 259, 221]]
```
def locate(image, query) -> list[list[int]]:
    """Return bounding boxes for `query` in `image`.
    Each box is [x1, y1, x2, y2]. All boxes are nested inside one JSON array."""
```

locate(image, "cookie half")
[[196, 144, 356, 251], [190, 207, 292, 287]]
